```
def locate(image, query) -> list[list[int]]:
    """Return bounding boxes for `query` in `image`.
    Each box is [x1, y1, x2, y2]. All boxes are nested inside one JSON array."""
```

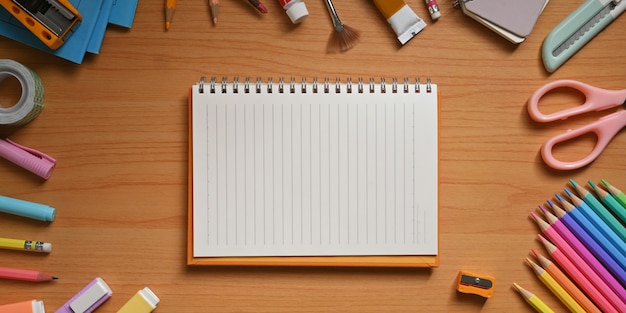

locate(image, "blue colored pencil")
[[550, 198, 626, 272], [547, 204, 626, 288], [562, 190, 626, 258]]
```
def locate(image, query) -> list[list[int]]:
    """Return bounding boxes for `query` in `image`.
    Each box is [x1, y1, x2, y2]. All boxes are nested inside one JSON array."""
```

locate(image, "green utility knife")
[[542, 0, 626, 72]]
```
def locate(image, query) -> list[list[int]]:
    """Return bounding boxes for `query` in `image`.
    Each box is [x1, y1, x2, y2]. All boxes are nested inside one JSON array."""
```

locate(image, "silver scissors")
[[528, 79, 626, 170]]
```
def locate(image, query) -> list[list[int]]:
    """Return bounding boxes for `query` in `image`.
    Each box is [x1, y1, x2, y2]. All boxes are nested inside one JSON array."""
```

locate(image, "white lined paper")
[[192, 80, 438, 257]]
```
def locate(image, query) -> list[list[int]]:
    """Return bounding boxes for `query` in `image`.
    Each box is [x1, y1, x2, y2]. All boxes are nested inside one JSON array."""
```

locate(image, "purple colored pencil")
[[545, 204, 626, 288], [539, 207, 626, 300]]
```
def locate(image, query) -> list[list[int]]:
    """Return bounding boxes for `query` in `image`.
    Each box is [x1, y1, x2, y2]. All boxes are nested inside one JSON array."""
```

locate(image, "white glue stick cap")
[[286, 2, 308, 24]]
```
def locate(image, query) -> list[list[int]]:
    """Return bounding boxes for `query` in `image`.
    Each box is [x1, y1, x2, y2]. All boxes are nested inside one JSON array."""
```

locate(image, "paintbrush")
[[323, 0, 360, 53]]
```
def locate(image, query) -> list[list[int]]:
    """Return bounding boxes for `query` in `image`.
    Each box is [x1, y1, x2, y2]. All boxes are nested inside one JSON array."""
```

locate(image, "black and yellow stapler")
[[0, 0, 81, 50]]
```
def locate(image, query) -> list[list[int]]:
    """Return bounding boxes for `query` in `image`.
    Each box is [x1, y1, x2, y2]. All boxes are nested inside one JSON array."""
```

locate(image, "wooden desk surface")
[[1, 0, 625, 312]]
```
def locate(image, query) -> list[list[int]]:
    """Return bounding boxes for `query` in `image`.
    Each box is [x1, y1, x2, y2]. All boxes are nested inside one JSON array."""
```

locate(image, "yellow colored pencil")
[[526, 258, 586, 313], [0, 237, 52, 253], [533, 250, 601, 313], [513, 283, 555, 313]]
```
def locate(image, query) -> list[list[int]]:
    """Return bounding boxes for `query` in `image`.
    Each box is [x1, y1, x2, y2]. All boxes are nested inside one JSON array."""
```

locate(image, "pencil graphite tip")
[[569, 178, 578, 187], [530, 248, 540, 258], [588, 180, 598, 189], [258, 3, 268, 13], [563, 188, 573, 197], [555, 193, 563, 201], [52, 276, 59, 280], [601, 178, 610, 187]]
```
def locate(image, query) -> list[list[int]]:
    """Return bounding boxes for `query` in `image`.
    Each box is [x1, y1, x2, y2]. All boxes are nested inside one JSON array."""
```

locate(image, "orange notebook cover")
[[187, 77, 439, 267]]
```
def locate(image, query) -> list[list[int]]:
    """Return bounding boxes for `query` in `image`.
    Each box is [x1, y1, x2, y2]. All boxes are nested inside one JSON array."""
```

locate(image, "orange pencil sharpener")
[[456, 270, 495, 298]]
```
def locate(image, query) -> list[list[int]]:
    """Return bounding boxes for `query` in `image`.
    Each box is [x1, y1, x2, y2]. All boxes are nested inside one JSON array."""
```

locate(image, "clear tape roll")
[[0, 59, 44, 126]]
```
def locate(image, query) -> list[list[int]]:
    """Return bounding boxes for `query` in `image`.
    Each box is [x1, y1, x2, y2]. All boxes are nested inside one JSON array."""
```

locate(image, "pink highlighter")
[[0, 138, 55, 179]]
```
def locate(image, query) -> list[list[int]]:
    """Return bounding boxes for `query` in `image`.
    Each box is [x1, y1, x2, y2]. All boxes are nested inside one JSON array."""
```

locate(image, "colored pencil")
[[513, 283, 555, 313], [0, 267, 57, 282], [549, 201, 626, 277], [542, 205, 626, 287], [526, 258, 586, 313], [570, 179, 626, 242], [0, 237, 51, 253], [591, 180, 626, 224], [531, 213, 626, 310], [601, 179, 626, 209], [538, 235, 620, 313], [209, 0, 220, 25], [558, 193, 626, 260], [532, 250, 601, 313], [165, 0, 177, 30]]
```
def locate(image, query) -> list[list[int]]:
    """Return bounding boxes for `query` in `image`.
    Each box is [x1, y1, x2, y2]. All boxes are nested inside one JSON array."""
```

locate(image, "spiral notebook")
[[188, 77, 439, 267]]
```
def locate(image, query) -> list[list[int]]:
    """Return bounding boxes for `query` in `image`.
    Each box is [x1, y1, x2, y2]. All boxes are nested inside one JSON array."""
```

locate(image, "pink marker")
[[532, 213, 626, 312], [0, 138, 55, 179]]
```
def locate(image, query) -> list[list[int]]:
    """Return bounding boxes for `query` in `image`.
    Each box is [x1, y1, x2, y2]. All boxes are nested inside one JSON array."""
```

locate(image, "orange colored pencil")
[[531, 250, 601, 313]]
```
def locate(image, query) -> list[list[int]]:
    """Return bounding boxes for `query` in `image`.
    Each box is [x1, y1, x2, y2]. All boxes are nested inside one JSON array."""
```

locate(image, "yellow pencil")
[[165, 0, 177, 30], [513, 283, 555, 313], [526, 258, 586, 313], [0, 237, 52, 253]]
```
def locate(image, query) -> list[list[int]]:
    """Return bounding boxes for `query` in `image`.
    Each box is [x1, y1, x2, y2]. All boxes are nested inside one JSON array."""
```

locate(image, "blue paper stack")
[[0, 0, 139, 64]]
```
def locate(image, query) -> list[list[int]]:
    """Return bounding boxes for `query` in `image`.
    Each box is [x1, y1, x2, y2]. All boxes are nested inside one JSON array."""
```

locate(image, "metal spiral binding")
[[201, 77, 432, 94]]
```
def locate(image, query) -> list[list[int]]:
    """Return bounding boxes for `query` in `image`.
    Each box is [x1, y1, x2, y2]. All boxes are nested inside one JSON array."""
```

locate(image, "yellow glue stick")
[[372, 0, 427, 45], [116, 287, 160, 313]]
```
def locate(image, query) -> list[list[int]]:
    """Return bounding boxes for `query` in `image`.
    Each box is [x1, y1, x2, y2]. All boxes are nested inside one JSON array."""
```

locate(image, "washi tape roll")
[[0, 59, 44, 126]]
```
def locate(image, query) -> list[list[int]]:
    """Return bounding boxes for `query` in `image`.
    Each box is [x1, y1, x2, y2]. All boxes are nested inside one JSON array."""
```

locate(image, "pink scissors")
[[528, 80, 626, 170]]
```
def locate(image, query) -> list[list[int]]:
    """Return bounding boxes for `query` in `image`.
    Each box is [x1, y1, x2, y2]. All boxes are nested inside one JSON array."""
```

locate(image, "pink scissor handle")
[[528, 80, 626, 122], [541, 110, 626, 170]]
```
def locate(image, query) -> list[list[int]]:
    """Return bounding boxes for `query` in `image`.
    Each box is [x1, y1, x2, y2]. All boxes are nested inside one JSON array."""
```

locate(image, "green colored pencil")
[[589, 180, 626, 226], [601, 179, 626, 210], [569, 179, 626, 242]]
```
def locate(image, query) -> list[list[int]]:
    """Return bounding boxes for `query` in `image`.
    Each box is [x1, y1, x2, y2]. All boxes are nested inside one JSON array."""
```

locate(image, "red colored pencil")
[[0, 267, 57, 282]]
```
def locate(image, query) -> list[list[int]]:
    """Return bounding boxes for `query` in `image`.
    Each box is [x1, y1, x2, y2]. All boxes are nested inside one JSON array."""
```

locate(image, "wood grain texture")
[[0, 0, 625, 312]]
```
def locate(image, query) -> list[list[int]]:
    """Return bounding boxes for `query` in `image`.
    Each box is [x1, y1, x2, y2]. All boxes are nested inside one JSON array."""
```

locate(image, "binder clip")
[[456, 270, 495, 298], [55, 277, 112, 313]]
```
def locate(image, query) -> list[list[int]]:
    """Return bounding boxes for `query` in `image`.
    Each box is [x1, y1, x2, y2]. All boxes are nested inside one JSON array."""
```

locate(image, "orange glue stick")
[[373, 0, 427, 45], [0, 300, 45, 313]]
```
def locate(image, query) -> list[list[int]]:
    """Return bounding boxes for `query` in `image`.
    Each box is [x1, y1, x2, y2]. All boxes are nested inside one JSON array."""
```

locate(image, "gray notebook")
[[464, 0, 549, 38]]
